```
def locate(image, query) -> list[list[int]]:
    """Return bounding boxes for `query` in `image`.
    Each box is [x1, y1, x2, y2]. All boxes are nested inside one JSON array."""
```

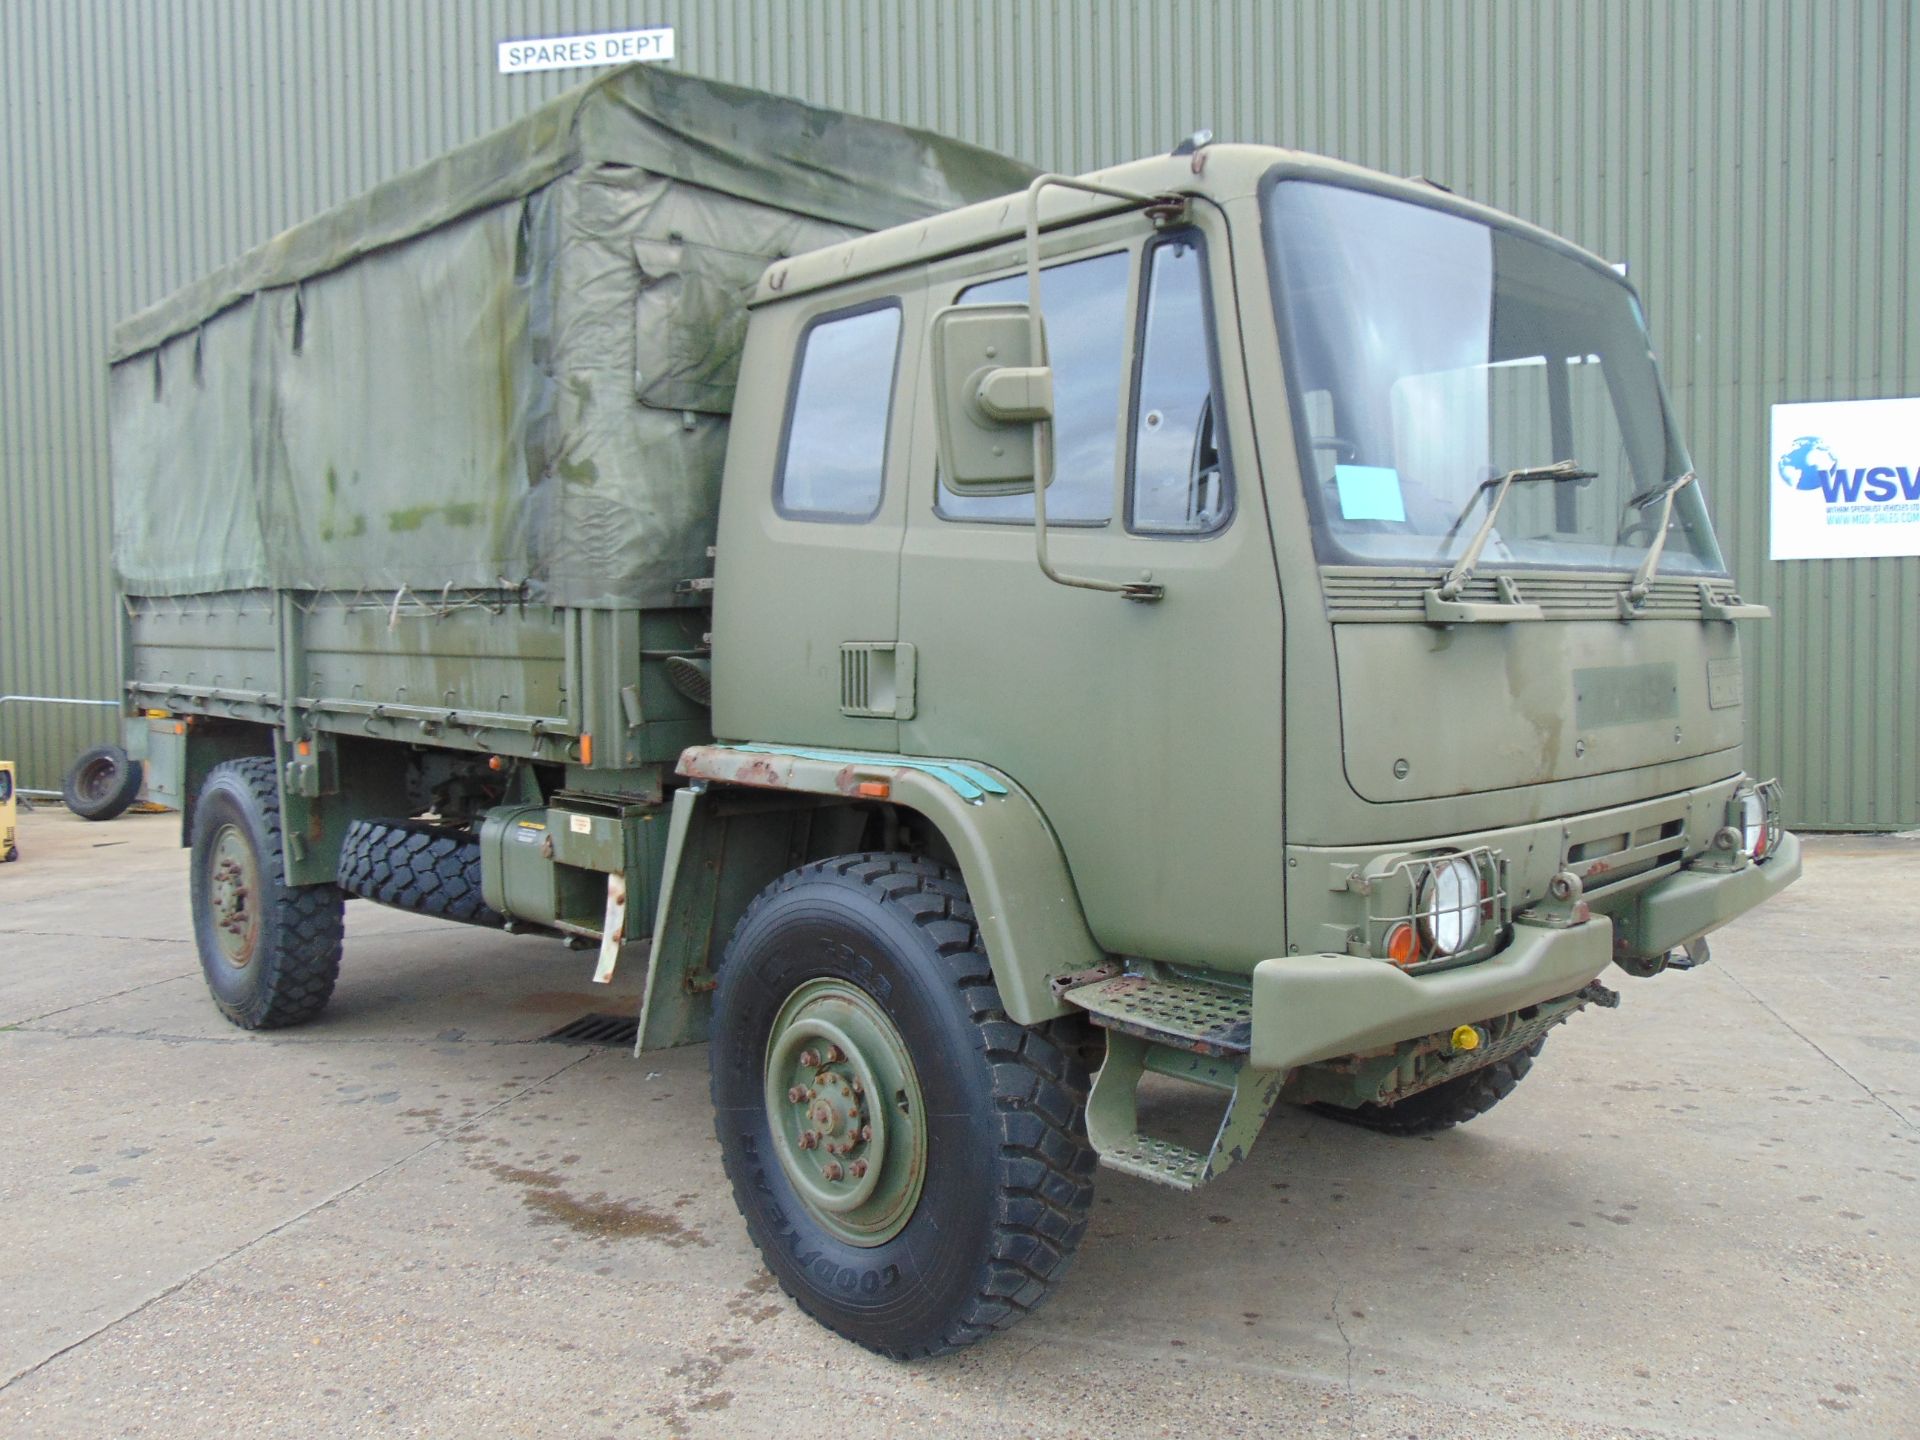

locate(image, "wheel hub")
[[207, 824, 260, 967], [763, 979, 926, 1247], [78, 757, 113, 803]]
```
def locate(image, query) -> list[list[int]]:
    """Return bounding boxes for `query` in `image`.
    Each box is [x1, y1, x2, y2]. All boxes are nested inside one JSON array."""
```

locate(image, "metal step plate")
[[1061, 973, 1252, 1057], [1097, 1132, 1211, 1190]]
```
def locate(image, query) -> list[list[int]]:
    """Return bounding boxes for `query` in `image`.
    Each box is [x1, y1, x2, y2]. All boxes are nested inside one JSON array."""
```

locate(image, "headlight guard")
[[1349, 846, 1509, 972]]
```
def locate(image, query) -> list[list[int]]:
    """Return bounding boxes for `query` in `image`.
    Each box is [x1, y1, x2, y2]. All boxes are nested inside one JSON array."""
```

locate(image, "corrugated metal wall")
[[1, 0, 1913, 826]]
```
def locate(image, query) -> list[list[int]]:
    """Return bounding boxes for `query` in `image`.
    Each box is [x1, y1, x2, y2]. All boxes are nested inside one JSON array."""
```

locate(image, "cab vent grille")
[[842, 648, 874, 714], [838, 643, 915, 720]]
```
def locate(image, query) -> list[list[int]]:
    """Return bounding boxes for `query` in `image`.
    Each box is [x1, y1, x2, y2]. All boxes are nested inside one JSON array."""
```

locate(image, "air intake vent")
[[664, 655, 711, 707], [842, 647, 873, 713], [839, 643, 916, 719]]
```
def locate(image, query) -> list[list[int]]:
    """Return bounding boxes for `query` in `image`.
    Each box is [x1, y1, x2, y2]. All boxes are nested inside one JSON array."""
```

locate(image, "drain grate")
[[543, 1012, 640, 1048]]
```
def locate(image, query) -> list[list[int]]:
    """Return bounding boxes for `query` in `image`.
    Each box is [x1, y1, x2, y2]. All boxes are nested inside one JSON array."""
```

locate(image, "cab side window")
[[938, 250, 1130, 524], [1128, 235, 1230, 534], [776, 302, 902, 521]]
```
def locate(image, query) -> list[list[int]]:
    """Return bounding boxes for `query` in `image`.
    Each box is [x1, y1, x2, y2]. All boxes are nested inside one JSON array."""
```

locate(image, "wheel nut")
[[824, 1045, 844, 1064], [823, 1161, 843, 1182], [798, 1131, 818, 1150], [850, 1080, 863, 1097], [850, 1160, 868, 1179], [787, 1085, 807, 1104], [798, 1049, 818, 1068], [859, 1125, 872, 1143]]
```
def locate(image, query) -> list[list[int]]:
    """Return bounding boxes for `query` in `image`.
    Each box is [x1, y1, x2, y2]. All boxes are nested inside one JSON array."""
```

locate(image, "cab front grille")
[[1565, 817, 1687, 891], [1322, 569, 1738, 623]]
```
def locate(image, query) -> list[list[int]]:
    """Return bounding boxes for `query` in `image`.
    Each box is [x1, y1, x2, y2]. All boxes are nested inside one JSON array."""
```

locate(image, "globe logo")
[[1777, 435, 1840, 491]]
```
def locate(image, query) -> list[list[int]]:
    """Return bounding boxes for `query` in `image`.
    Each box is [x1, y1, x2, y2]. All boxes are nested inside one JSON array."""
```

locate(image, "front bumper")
[[1249, 832, 1801, 1073], [1610, 829, 1802, 961]]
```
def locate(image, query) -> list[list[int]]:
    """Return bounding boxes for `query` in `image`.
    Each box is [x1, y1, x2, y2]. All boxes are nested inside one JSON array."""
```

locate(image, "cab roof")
[[753, 142, 1627, 304]]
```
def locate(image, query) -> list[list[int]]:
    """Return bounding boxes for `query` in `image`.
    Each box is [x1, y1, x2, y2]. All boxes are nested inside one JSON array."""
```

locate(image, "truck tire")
[[189, 758, 345, 1029], [337, 819, 504, 928], [1310, 1038, 1547, 1137], [64, 744, 143, 821], [709, 853, 1096, 1359]]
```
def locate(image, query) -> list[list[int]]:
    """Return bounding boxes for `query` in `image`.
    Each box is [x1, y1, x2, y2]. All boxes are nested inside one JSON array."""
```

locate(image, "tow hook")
[[1518, 870, 1591, 929], [1578, 979, 1622, 1009], [1664, 937, 1712, 971]]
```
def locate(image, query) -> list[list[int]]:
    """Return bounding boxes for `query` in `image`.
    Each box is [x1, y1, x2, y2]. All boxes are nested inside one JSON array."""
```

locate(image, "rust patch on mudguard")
[[678, 746, 794, 791]]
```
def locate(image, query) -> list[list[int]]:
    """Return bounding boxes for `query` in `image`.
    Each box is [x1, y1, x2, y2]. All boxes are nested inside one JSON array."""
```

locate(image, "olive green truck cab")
[[111, 67, 1797, 1358]]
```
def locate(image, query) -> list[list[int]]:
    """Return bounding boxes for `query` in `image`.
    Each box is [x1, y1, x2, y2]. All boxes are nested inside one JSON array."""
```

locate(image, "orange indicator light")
[[856, 780, 891, 799], [1385, 922, 1420, 967]]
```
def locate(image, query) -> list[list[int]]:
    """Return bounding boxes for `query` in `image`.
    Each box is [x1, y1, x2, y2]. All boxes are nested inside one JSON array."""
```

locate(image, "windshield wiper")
[[1618, 470, 1694, 615], [1436, 459, 1597, 600]]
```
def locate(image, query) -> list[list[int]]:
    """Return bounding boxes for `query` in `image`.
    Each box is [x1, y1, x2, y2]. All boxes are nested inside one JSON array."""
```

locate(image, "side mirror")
[[927, 303, 1054, 495]]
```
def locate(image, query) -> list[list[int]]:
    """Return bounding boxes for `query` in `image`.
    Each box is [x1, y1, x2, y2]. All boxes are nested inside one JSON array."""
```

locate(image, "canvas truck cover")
[[109, 65, 1035, 608]]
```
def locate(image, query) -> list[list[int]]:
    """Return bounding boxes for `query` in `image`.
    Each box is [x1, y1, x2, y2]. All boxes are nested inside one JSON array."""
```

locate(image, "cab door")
[[711, 281, 921, 748], [897, 208, 1288, 971]]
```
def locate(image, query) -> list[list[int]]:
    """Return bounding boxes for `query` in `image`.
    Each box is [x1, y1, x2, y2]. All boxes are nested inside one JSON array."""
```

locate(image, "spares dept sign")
[[1770, 396, 1920, 560], [498, 26, 673, 74]]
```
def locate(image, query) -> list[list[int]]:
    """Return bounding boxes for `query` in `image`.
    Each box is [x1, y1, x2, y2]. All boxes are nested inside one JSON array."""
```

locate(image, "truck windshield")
[[1264, 178, 1725, 576]]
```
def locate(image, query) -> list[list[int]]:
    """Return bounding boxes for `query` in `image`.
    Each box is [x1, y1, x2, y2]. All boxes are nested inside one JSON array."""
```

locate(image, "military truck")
[[110, 65, 1799, 1358]]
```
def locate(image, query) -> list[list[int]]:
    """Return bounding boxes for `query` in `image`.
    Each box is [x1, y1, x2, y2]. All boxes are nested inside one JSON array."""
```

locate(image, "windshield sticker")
[[1334, 464, 1407, 522]]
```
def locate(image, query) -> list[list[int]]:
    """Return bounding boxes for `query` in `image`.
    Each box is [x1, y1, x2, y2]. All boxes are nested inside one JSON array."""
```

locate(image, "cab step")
[[1083, 1031, 1283, 1191], [1059, 971, 1252, 1056], [1062, 971, 1278, 1192]]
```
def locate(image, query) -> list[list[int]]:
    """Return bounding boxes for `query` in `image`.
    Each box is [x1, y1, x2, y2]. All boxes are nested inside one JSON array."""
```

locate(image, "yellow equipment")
[[0, 760, 17, 862]]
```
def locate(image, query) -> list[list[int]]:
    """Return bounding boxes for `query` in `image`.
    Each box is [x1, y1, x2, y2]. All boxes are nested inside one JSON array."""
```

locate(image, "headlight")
[[1737, 790, 1768, 858], [1418, 854, 1482, 957], [1365, 847, 1504, 969]]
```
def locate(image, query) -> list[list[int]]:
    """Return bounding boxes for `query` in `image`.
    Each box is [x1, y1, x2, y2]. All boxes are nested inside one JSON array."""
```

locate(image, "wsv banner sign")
[[1770, 397, 1920, 560]]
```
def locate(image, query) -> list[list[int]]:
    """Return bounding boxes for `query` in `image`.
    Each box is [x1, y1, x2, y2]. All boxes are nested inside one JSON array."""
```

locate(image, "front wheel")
[[709, 854, 1096, 1358], [189, 758, 345, 1029]]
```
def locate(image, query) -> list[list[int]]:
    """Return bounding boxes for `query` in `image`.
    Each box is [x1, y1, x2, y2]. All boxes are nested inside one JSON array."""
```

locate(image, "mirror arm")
[[1029, 435, 1160, 599], [1022, 173, 1181, 603], [973, 366, 1052, 424]]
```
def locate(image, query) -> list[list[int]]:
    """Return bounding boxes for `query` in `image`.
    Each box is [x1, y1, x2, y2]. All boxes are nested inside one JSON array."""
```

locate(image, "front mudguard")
[[642, 745, 1104, 1052]]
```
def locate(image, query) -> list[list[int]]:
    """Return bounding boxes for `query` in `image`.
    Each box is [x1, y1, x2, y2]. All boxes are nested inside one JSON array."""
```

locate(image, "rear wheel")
[[1311, 1038, 1547, 1137], [64, 744, 142, 821], [710, 853, 1096, 1358], [190, 758, 345, 1029]]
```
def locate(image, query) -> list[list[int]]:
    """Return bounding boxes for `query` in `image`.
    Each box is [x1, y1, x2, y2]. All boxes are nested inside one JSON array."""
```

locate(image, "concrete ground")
[[0, 806, 1914, 1439]]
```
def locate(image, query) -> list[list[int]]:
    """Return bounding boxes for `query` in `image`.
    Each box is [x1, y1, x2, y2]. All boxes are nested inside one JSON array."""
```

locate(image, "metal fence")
[[0, 696, 120, 797]]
